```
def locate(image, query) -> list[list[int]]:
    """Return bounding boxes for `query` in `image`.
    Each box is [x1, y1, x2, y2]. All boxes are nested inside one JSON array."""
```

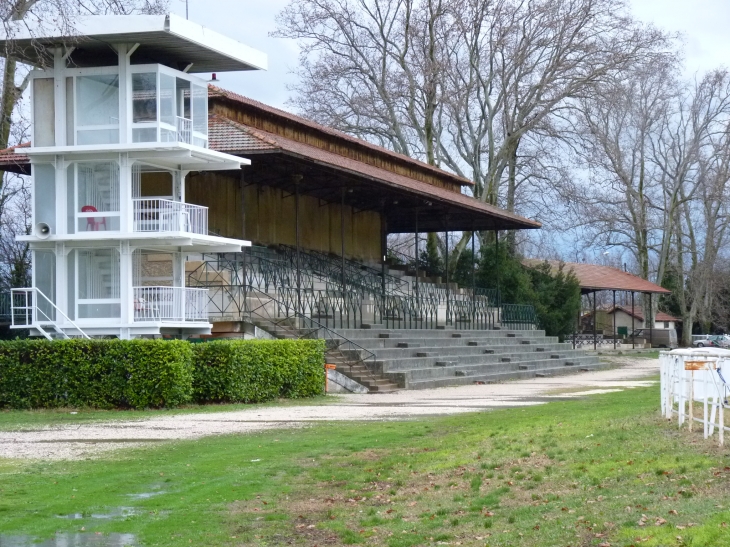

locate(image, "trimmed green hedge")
[[192, 339, 325, 403], [0, 339, 194, 409], [0, 338, 325, 409]]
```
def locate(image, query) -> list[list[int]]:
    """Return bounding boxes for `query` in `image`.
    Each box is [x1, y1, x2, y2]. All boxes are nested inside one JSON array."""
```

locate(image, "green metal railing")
[[191, 245, 536, 331], [501, 304, 538, 330]]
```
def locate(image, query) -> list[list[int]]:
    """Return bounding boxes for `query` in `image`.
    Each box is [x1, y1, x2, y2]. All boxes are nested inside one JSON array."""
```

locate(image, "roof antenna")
[[186, 0, 189, 19]]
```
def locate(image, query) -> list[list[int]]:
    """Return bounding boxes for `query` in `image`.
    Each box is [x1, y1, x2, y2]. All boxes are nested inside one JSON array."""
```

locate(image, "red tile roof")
[[209, 115, 540, 230], [524, 260, 671, 294], [0, 142, 30, 173], [607, 306, 680, 323], [208, 85, 474, 188]]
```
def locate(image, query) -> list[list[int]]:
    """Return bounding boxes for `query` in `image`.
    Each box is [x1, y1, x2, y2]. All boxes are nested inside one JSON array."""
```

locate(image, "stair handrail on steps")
[[240, 284, 382, 387], [10, 288, 91, 339]]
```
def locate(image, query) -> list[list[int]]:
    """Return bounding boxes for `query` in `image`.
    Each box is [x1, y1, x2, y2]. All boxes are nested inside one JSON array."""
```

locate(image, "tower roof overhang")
[[22, 142, 248, 172], [0, 14, 267, 73]]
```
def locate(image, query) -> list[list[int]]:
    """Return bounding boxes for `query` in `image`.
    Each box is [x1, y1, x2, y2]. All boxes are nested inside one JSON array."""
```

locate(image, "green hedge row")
[[0, 338, 325, 409], [192, 339, 326, 404]]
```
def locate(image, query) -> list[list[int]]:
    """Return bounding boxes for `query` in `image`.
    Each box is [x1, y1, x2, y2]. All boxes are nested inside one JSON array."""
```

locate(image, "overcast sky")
[[172, 0, 730, 111]]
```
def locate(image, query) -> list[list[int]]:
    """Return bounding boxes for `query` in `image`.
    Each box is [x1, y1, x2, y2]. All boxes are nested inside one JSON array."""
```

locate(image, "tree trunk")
[[0, 57, 18, 191]]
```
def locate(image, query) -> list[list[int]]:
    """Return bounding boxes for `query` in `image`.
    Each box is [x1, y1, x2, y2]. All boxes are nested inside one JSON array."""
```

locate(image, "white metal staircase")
[[10, 288, 90, 340]]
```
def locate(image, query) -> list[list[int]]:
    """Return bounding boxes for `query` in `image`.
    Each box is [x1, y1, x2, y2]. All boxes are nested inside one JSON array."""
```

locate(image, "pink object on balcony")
[[81, 205, 106, 231]]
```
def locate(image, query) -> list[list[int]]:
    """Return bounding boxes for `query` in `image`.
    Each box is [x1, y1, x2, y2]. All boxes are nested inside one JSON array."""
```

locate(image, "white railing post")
[[177, 116, 192, 144], [133, 286, 208, 323], [132, 199, 208, 235]]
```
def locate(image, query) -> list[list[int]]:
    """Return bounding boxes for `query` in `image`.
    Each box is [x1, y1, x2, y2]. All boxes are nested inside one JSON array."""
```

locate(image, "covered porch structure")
[[526, 261, 671, 349]]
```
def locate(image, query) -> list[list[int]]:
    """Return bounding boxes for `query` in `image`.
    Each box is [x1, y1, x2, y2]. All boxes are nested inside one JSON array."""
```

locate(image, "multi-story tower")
[[1, 14, 266, 338]]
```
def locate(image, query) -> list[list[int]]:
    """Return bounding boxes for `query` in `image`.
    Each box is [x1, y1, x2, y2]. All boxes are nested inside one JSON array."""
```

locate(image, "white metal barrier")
[[132, 199, 208, 235], [10, 288, 90, 339], [660, 348, 730, 446], [134, 286, 209, 322], [177, 116, 192, 144]]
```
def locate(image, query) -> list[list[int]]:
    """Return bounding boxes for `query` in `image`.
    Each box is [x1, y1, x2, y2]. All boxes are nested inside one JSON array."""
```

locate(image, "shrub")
[[477, 245, 581, 340], [0, 338, 325, 410], [0, 339, 193, 409], [192, 339, 325, 403]]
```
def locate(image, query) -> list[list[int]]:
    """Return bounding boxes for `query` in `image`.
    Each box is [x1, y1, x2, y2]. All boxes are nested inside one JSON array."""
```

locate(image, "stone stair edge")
[[404, 363, 608, 389], [391, 355, 601, 376]]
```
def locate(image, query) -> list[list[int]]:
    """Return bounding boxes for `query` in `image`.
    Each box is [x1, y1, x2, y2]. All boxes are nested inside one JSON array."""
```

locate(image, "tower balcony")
[[132, 199, 208, 235], [72, 199, 209, 236]]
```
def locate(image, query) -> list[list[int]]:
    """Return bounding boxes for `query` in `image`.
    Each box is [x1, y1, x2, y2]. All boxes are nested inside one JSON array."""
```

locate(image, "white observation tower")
[[0, 14, 267, 339]]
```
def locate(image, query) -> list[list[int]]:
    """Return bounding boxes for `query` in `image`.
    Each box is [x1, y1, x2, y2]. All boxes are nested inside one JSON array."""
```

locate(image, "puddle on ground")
[[125, 491, 164, 500], [0, 533, 137, 546], [57, 507, 137, 520]]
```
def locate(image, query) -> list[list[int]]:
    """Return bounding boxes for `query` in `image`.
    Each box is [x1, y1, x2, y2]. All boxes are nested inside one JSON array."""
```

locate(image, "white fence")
[[134, 286, 209, 322], [660, 349, 730, 446], [177, 116, 192, 144], [132, 199, 208, 235]]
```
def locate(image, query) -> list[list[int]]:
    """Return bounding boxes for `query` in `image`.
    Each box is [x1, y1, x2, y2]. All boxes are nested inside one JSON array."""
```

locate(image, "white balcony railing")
[[134, 286, 209, 322], [177, 116, 192, 144], [132, 199, 208, 235]]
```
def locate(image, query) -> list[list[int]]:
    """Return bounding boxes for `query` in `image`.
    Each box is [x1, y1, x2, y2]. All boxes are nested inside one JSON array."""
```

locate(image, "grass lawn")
[[1, 385, 729, 546]]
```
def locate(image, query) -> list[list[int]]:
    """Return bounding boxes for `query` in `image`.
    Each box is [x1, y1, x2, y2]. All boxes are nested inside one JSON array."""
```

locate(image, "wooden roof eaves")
[[237, 147, 541, 231], [209, 88, 474, 189]]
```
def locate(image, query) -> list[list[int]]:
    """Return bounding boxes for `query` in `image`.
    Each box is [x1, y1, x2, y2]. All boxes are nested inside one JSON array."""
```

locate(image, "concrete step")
[[319, 326, 602, 391], [363, 342, 572, 360], [370, 350, 593, 372], [390, 355, 602, 383], [332, 336, 563, 351], [336, 328, 547, 340], [404, 362, 607, 390]]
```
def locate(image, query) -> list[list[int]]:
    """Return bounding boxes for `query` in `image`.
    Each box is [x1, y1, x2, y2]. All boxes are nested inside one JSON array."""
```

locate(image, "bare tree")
[[565, 56, 679, 281], [0, 171, 31, 290], [565, 64, 730, 342], [277, 1, 666, 248]]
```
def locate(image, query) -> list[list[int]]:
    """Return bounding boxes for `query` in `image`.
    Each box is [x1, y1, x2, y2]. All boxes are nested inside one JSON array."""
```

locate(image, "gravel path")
[[1, 357, 658, 460]]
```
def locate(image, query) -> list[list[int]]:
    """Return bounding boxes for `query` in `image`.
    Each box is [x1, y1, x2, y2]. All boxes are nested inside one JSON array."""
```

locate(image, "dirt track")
[[1, 356, 657, 460]]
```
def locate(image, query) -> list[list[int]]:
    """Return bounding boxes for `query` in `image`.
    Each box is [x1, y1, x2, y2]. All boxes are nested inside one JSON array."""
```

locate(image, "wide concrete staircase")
[[330, 326, 604, 390]]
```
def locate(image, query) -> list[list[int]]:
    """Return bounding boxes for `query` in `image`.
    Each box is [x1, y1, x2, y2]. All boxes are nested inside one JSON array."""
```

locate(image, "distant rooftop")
[[524, 260, 671, 295], [0, 14, 267, 73]]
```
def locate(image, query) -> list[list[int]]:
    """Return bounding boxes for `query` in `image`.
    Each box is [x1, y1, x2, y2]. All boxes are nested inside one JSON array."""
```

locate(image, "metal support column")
[[381, 206, 387, 315], [414, 209, 419, 296], [294, 177, 302, 315], [574, 298, 579, 350], [471, 227, 476, 327], [495, 229, 500, 324], [242, 245, 248, 318], [613, 290, 617, 350], [631, 291, 635, 349], [495, 230, 500, 291], [593, 291, 597, 350], [649, 292, 653, 349], [444, 231, 451, 325], [341, 187, 346, 293]]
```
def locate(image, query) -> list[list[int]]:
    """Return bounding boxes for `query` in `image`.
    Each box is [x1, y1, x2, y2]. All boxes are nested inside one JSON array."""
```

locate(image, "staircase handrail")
[[11, 287, 91, 339], [240, 284, 382, 386]]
